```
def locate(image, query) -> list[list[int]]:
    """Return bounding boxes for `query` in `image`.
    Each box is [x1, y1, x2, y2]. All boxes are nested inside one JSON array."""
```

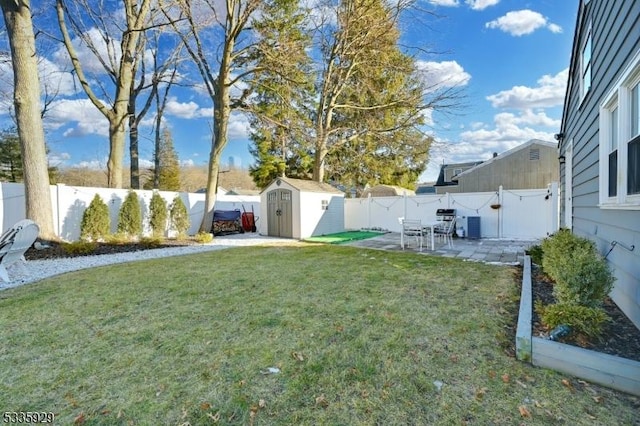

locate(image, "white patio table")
[[421, 220, 441, 251]]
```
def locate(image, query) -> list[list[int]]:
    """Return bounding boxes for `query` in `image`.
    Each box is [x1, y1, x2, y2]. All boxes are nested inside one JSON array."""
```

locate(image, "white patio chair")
[[400, 219, 424, 251], [434, 217, 456, 248], [0, 219, 40, 282]]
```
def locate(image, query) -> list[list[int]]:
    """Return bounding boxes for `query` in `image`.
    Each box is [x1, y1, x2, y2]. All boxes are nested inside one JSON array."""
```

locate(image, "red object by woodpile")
[[241, 205, 257, 232]]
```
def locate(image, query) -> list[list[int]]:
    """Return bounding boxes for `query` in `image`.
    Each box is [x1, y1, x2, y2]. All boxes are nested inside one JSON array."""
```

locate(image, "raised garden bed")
[[516, 255, 640, 396]]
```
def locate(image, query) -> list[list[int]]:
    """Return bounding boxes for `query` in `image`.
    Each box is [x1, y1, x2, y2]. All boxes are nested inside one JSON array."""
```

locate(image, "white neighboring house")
[[259, 177, 345, 239]]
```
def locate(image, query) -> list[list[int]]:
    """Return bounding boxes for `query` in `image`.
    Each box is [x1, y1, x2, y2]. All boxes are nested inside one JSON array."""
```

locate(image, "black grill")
[[436, 209, 456, 220]]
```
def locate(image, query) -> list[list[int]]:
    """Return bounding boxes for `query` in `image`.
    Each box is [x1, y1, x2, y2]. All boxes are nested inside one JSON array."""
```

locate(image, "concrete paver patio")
[[342, 232, 538, 265]]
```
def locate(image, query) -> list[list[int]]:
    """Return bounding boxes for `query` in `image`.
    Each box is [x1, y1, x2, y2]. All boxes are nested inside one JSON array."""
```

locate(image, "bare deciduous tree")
[[160, 0, 263, 232], [1, 0, 56, 239], [56, 0, 153, 188]]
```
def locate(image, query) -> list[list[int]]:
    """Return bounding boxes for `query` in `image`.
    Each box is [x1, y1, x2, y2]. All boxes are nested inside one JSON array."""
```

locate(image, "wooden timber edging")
[[516, 255, 640, 396]]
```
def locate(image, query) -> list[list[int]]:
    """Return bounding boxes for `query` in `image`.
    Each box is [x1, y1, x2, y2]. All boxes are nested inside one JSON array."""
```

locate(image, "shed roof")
[[261, 177, 344, 194]]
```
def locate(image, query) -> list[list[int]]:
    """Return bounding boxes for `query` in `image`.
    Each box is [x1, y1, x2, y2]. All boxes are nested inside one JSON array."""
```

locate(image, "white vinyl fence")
[[345, 183, 559, 240], [0, 182, 259, 241], [1, 181, 558, 241]]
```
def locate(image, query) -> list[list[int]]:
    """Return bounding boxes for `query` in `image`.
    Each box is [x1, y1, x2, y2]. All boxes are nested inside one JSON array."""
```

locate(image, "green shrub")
[[193, 231, 213, 244], [169, 195, 190, 238], [541, 230, 615, 308], [117, 191, 142, 239], [553, 244, 615, 307], [149, 192, 168, 238], [539, 303, 610, 340], [104, 233, 130, 245], [80, 194, 110, 241], [526, 244, 543, 266], [62, 241, 97, 256], [541, 229, 592, 281], [139, 236, 163, 249]]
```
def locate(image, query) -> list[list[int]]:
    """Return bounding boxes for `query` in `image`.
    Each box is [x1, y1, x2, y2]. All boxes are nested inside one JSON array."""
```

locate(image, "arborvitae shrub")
[[194, 231, 213, 244], [169, 195, 189, 238], [149, 192, 168, 238], [80, 194, 110, 241], [62, 241, 97, 256], [139, 236, 163, 249], [542, 229, 615, 308], [117, 191, 142, 239], [538, 303, 610, 340]]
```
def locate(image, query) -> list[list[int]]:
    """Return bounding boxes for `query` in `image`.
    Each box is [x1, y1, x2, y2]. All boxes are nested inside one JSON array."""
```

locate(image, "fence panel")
[[345, 184, 558, 240]]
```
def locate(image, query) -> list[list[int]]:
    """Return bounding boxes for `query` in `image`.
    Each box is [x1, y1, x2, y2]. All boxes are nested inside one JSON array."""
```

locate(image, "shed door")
[[267, 189, 293, 238]]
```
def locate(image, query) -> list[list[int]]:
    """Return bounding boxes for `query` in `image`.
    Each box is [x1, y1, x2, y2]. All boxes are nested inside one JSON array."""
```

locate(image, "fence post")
[[56, 183, 64, 239], [550, 181, 559, 234], [367, 193, 372, 230], [403, 191, 407, 219], [498, 185, 503, 239]]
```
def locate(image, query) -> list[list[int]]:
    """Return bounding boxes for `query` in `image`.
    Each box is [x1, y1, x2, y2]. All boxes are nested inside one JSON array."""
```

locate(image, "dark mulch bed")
[[24, 239, 198, 261], [530, 263, 640, 363]]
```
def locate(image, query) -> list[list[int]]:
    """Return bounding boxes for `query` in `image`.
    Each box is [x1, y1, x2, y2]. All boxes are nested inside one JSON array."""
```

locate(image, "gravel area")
[[1, 234, 296, 292]]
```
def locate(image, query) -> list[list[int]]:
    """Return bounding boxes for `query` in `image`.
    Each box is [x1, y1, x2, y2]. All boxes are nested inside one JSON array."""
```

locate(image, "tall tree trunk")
[[200, 80, 230, 232], [107, 117, 126, 188], [129, 110, 140, 189], [154, 111, 161, 189], [1, 0, 56, 240]]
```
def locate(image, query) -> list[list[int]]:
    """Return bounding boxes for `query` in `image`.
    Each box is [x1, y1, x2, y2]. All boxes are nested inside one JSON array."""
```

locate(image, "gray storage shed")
[[259, 177, 345, 239]]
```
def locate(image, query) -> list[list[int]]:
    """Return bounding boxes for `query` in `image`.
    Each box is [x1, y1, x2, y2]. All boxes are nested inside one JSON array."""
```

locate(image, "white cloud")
[[486, 68, 568, 109], [76, 159, 106, 170], [138, 158, 154, 169], [165, 97, 202, 119], [416, 60, 471, 88], [459, 111, 556, 145], [48, 152, 71, 167], [53, 27, 122, 75], [427, 0, 459, 6], [547, 23, 563, 34], [465, 0, 499, 11], [46, 98, 109, 136], [227, 113, 250, 140], [485, 10, 561, 36]]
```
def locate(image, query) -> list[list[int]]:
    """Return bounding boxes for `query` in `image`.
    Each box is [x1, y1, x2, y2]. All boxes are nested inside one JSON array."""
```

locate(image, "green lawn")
[[0, 245, 637, 425]]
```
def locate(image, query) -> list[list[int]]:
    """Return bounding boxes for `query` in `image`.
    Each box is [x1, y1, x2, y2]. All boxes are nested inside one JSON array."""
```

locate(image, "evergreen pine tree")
[[157, 127, 181, 191]]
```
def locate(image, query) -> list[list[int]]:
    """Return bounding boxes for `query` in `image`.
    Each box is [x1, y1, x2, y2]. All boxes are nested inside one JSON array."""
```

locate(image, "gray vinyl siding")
[[560, 0, 640, 328], [455, 143, 558, 192]]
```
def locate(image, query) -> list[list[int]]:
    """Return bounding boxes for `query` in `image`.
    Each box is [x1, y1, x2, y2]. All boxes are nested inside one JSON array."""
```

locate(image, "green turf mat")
[[305, 230, 384, 244]]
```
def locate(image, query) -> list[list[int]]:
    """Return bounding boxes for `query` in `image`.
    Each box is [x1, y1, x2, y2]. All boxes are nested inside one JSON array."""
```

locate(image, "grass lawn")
[[0, 245, 637, 425]]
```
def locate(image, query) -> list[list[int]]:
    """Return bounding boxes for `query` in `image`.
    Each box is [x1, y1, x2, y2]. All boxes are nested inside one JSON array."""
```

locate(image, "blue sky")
[[0, 0, 578, 183]]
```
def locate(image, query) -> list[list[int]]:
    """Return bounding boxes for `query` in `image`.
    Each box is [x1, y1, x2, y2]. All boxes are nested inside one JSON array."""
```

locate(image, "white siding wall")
[[299, 192, 345, 238]]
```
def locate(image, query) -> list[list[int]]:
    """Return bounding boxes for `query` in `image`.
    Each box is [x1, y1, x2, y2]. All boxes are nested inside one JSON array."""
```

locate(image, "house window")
[[629, 82, 640, 194], [581, 28, 592, 100], [608, 105, 618, 197], [598, 49, 640, 208], [321, 200, 329, 210], [453, 168, 462, 176]]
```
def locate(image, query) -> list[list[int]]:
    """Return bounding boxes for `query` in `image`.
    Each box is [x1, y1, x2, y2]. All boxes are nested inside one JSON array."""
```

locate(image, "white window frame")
[[599, 49, 640, 209]]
